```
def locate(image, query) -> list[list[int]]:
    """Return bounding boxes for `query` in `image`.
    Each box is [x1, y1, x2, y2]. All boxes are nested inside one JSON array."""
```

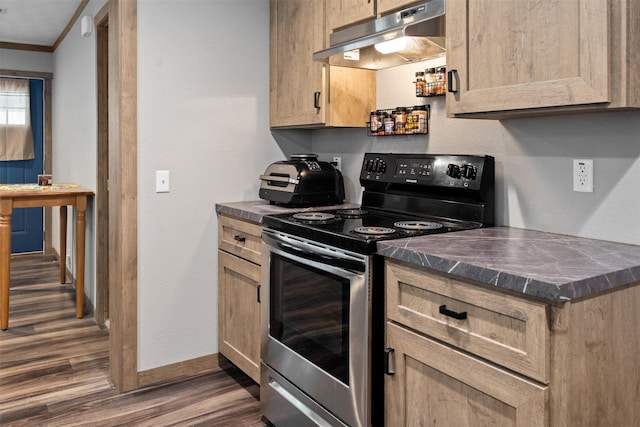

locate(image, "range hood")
[[312, 0, 446, 70]]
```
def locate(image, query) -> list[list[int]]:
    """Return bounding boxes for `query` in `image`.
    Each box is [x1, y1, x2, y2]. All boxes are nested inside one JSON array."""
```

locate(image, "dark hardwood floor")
[[0, 253, 267, 426]]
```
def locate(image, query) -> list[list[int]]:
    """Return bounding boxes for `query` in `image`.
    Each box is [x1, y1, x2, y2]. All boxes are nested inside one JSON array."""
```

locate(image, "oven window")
[[270, 253, 350, 385]]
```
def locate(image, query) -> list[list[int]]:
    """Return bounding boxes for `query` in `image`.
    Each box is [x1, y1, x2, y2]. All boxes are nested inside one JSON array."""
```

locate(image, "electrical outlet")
[[332, 156, 342, 171], [573, 159, 593, 193]]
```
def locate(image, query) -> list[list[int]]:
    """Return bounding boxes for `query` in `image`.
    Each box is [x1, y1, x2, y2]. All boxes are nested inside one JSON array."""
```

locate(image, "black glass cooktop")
[[262, 208, 481, 254]]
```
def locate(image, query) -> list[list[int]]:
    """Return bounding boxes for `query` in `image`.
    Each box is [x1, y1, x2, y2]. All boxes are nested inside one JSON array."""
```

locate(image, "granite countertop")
[[215, 200, 358, 224], [377, 227, 640, 303]]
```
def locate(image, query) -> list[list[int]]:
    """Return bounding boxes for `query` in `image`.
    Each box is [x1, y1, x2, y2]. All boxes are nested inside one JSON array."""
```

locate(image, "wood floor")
[[0, 253, 267, 426]]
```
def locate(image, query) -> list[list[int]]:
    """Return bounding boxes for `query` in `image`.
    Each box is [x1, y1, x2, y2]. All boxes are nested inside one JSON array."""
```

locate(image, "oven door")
[[261, 229, 371, 427]]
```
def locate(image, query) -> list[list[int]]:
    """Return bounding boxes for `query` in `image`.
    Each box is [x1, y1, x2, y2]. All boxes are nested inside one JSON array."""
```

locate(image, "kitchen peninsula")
[[378, 227, 640, 426]]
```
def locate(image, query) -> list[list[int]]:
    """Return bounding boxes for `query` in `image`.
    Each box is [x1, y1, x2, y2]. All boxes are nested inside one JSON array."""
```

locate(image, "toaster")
[[259, 154, 345, 207]]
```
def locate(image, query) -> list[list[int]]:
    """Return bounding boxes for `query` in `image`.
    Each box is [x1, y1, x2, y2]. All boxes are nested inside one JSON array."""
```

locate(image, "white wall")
[[312, 58, 640, 245], [0, 48, 53, 72], [137, 0, 287, 370], [51, 0, 107, 308]]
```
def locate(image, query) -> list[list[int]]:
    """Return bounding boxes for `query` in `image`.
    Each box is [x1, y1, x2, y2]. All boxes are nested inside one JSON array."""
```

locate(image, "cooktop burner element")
[[394, 221, 443, 231], [354, 226, 396, 235], [292, 212, 336, 221], [336, 209, 369, 217]]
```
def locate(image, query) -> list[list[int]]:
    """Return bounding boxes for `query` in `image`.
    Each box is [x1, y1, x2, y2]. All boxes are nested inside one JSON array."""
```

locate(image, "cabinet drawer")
[[218, 215, 262, 265], [386, 260, 549, 383]]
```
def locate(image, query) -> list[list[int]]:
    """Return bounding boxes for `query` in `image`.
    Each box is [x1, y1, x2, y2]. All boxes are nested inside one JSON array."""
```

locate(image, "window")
[[0, 78, 34, 161], [0, 81, 29, 125]]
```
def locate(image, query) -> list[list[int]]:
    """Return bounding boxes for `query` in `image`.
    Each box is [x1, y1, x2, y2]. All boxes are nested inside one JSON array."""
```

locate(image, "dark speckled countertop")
[[215, 200, 358, 224], [377, 227, 640, 303]]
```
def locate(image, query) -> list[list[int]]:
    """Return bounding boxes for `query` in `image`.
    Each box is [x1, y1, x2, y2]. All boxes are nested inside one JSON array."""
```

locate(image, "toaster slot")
[[260, 173, 298, 188]]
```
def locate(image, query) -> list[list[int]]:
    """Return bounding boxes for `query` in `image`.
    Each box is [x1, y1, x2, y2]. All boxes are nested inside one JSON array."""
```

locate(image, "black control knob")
[[367, 158, 386, 173], [365, 159, 374, 172], [462, 164, 477, 180], [446, 163, 461, 179]]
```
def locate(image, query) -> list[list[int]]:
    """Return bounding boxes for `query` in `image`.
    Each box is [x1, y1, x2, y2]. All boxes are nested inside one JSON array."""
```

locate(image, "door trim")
[[107, 0, 138, 392], [94, 0, 109, 331]]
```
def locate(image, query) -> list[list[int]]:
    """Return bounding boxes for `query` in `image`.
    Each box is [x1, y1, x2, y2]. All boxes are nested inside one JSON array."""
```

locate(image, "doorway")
[[0, 78, 44, 253]]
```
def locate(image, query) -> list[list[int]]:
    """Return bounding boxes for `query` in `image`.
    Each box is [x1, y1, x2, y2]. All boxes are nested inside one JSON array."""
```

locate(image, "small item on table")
[[38, 174, 52, 186]]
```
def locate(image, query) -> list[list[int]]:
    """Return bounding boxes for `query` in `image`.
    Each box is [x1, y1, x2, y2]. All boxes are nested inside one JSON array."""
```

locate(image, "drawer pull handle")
[[234, 235, 246, 243], [384, 347, 395, 376], [257, 285, 261, 303], [439, 304, 467, 320]]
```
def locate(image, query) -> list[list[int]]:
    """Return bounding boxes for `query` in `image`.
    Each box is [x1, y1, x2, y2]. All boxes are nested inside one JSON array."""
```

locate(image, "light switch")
[[156, 170, 170, 193]]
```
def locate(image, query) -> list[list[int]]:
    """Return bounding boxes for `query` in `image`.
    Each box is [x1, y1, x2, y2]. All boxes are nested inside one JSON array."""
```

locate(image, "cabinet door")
[[218, 250, 261, 384], [377, 0, 422, 15], [270, 0, 326, 127], [327, 0, 375, 31], [385, 322, 548, 426], [446, 0, 610, 117], [270, 0, 376, 128]]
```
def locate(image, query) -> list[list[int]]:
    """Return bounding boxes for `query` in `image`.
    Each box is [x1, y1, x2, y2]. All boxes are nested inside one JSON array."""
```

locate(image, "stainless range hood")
[[312, 0, 445, 70]]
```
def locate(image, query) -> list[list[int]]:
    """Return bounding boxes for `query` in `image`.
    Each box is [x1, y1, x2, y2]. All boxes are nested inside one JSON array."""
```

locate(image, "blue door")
[[0, 79, 44, 253]]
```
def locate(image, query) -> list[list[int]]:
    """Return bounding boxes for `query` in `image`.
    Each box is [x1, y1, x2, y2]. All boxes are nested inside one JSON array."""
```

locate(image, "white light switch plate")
[[156, 170, 170, 193]]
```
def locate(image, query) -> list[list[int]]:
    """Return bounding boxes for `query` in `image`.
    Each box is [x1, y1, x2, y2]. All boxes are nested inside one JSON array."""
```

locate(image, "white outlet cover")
[[333, 156, 342, 171], [573, 159, 593, 193]]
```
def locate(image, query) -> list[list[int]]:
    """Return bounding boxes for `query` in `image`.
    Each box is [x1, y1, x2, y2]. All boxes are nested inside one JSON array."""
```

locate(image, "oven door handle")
[[279, 241, 366, 273], [264, 234, 366, 273]]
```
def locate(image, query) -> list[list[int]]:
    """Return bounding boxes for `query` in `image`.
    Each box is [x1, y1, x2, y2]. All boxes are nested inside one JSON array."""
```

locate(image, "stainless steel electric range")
[[260, 153, 495, 427]]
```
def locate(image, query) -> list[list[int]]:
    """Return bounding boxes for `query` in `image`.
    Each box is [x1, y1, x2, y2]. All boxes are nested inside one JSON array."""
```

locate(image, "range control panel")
[[360, 153, 494, 191]]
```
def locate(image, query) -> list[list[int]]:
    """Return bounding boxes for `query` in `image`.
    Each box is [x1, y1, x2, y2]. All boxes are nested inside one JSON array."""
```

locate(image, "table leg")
[[59, 206, 67, 284], [75, 196, 87, 319], [1, 199, 12, 330]]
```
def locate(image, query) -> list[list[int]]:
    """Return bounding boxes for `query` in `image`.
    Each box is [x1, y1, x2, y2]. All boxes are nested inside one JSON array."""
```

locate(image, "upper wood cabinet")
[[270, 0, 375, 129], [377, 0, 424, 16], [327, 0, 424, 32], [327, 0, 375, 31], [446, 0, 640, 119]]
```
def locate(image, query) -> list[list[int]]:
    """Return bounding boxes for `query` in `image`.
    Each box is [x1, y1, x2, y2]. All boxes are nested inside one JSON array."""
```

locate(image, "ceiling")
[[0, 0, 83, 47]]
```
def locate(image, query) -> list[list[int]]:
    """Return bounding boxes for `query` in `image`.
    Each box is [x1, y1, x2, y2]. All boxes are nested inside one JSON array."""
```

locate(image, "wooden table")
[[0, 183, 94, 330]]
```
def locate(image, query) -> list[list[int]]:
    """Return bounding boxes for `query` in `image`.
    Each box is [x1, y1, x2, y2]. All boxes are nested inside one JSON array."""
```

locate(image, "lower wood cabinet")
[[385, 322, 547, 426], [385, 259, 640, 426], [217, 215, 262, 384]]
